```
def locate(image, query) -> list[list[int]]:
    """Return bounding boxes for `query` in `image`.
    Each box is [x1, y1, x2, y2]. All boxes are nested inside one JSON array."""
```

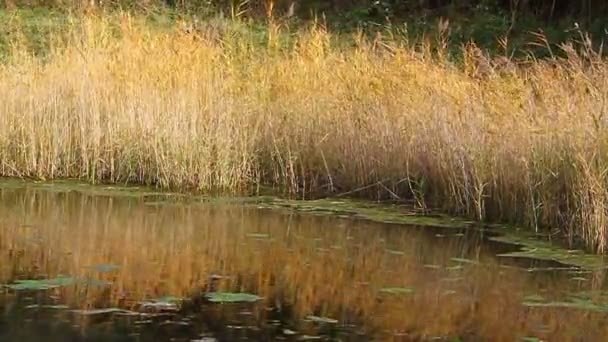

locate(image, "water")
[[0, 187, 606, 341]]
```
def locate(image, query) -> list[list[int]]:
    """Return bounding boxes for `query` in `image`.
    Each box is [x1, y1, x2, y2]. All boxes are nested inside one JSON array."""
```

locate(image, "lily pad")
[[205, 292, 263, 303], [5, 276, 111, 291], [5, 277, 76, 290]]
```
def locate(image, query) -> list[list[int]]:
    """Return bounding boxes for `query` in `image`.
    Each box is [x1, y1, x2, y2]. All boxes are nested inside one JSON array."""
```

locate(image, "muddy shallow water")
[[0, 186, 607, 341]]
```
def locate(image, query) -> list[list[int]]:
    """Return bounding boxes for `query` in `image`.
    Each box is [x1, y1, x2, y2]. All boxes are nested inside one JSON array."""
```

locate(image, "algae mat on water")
[[487, 229, 607, 270], [254, 198, 472, 229], [0, 179, 180, 199], [0, 178, 605, 270]]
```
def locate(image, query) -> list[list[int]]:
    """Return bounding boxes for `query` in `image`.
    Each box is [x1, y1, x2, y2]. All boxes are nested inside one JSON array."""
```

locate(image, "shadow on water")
[[0, 187, 607, 341]]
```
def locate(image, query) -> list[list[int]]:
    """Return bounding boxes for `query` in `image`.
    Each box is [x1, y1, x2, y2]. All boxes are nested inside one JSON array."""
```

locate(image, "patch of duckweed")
[[522, 299, 607, 312], [0, 178, 181, 200], [205, 292, 263, 303], [522, 291, 608, 313], [256, 198, 471, 229], [490, 231, 606, 270]]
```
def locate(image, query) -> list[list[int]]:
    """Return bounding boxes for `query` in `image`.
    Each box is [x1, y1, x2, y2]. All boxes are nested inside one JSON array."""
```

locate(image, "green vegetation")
[[522, 291, 608, 313], [205, 292, 263, 303], [5, 276, 77, 290], [4, 276, 111, 290]]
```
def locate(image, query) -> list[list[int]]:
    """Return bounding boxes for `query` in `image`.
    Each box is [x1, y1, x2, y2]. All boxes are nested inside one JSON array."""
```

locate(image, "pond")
[[0, 184, 606, 341]]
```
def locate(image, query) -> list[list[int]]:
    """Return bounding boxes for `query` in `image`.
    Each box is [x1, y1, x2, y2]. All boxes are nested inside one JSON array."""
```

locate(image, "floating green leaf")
[[5, 276, 76, 290], [5, 276, 110, 291], [205, 292, 262, 303]]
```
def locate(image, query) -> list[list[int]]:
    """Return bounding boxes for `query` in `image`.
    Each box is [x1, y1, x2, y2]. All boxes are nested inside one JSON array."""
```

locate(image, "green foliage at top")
[[0, 1, 606, 60]]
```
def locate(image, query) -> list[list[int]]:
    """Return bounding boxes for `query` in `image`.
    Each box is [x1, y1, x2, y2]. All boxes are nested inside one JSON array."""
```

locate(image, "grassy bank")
[[0, 12, 607, 252]]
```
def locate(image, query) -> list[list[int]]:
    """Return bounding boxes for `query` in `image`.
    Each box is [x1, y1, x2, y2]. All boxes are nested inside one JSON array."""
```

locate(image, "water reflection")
[[0, 188, 606, 341]]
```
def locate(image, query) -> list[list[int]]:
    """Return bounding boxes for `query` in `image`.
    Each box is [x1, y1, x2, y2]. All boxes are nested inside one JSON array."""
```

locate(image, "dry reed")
[[0, 14, 607, 251]]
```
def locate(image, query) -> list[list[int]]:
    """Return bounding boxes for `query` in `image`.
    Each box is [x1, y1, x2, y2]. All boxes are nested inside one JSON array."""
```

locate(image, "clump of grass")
[[0, 13, 607, 251]]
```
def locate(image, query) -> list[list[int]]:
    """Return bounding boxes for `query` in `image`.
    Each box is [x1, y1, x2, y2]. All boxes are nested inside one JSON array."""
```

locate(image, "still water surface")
[[0, 187, 607, 341]]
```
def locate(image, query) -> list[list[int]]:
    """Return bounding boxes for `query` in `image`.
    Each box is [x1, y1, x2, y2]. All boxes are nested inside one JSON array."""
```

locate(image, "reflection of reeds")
[[0, 15, 607, 251], [0, 189, 607, 340]]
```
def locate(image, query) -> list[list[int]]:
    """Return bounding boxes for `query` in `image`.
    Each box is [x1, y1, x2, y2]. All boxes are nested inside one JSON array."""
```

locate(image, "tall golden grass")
[[0, 188, 606, 341], [0, 14, 607, 251]]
